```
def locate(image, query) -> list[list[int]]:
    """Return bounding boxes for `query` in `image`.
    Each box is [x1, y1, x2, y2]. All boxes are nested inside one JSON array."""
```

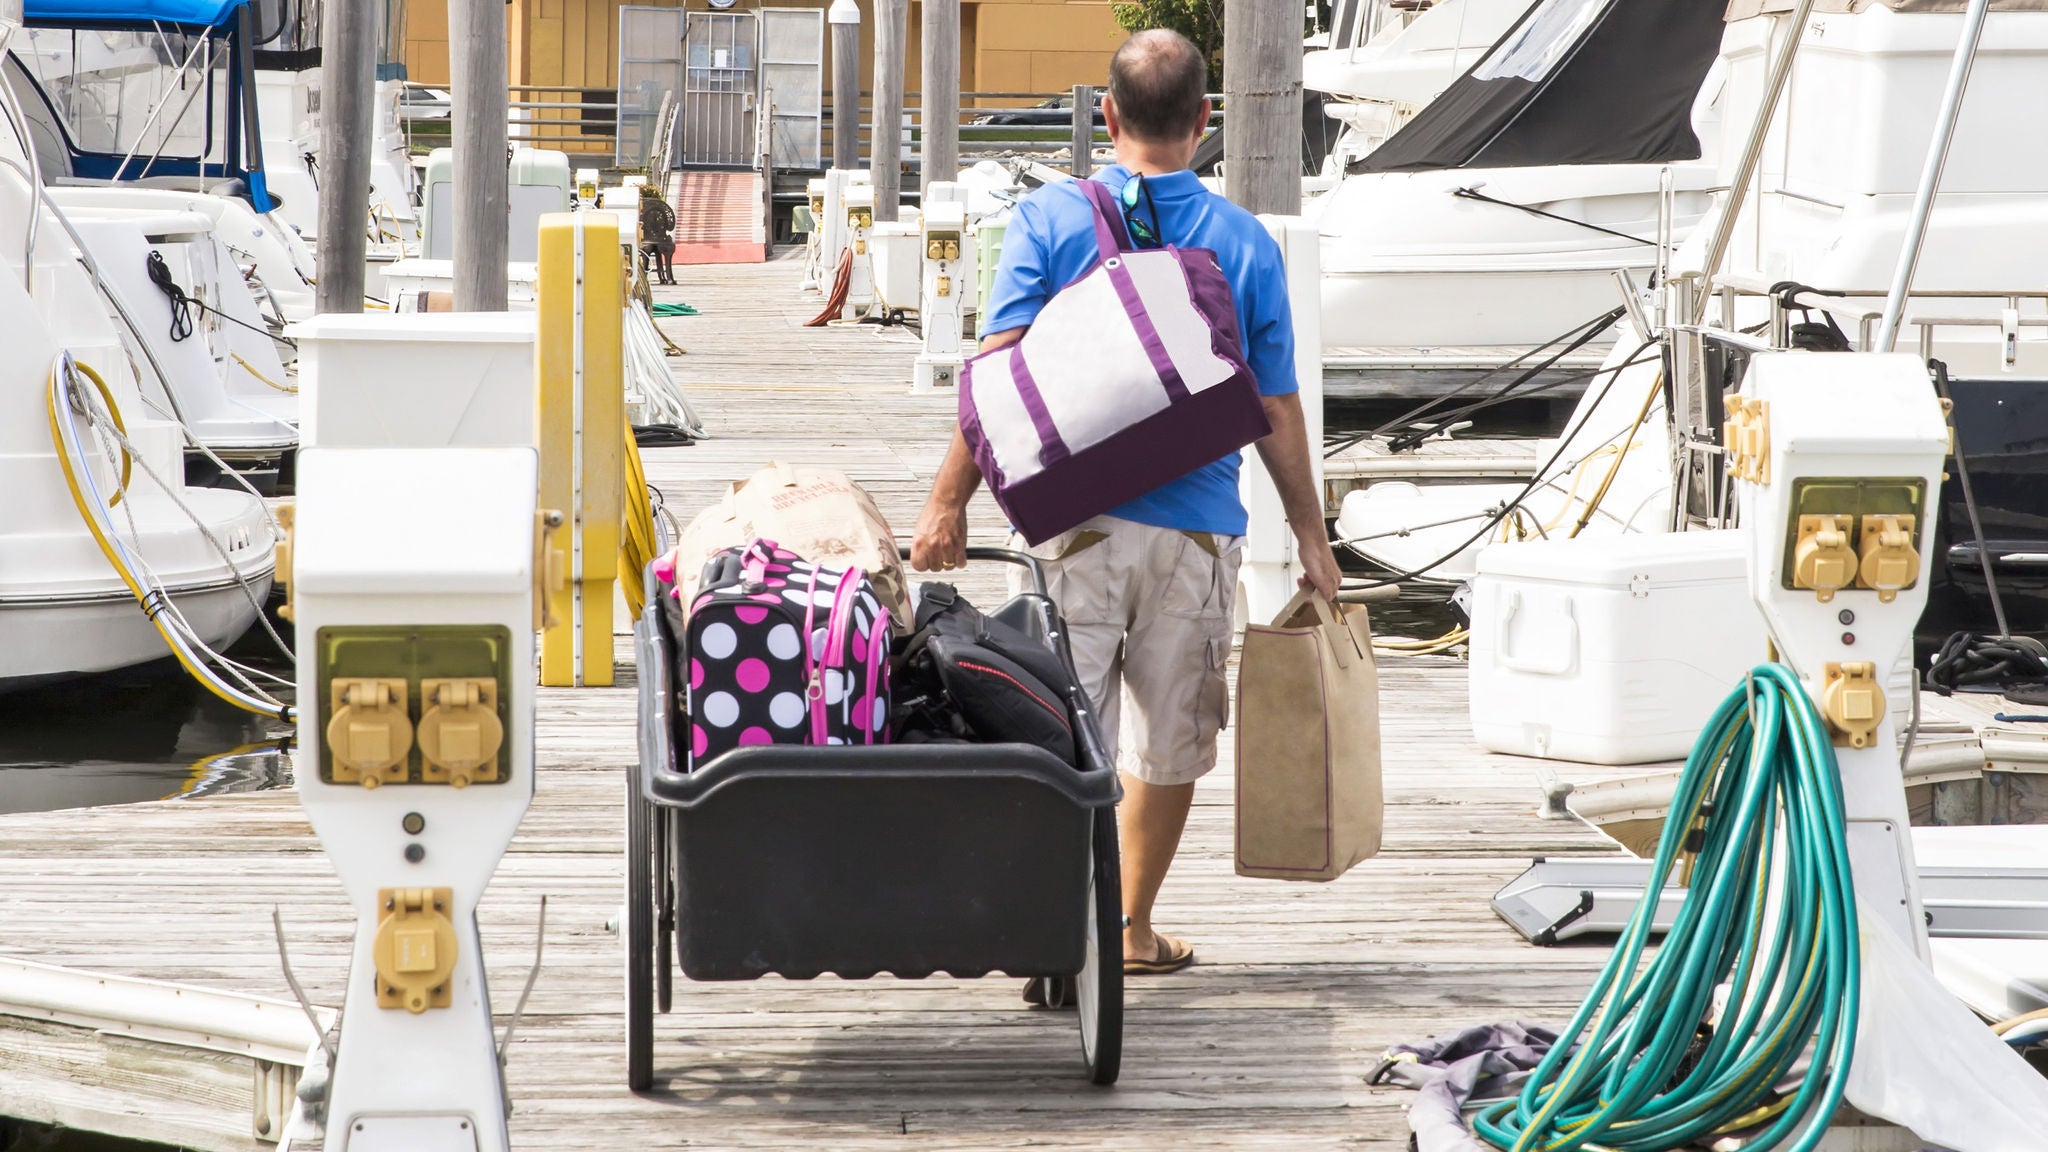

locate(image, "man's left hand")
[[1296, 530, 1342, 602]]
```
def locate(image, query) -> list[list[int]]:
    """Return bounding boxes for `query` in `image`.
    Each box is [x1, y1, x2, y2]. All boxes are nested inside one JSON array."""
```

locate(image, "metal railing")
[[816, 89, 1226, 173], [1714, 275, 2048, 368], [399, 82, 621, 155], [1664, 273, 2048, 528], [395, 84, 1228, 172]]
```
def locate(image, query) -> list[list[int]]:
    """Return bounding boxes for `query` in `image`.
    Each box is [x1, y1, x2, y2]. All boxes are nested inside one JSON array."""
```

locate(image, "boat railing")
[[1662, 274, 2048, 529], [1712, 273, 2048, 367]]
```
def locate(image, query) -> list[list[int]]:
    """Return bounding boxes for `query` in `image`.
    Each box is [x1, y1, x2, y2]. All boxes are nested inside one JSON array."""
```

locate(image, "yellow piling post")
[[536, 212, 623, 686]]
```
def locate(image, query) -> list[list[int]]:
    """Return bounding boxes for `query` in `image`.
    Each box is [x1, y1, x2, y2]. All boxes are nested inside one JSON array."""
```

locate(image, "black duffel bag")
[[893, 583, 1078, 765]]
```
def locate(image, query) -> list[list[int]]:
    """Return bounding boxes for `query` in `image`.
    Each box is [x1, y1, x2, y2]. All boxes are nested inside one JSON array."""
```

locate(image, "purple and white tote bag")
[[960, 179, 1271, 545]]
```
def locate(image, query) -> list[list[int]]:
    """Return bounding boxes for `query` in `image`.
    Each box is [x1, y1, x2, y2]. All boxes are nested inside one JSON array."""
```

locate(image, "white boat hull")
[[0, 574, 272, 693], [1316, 164, 1716, 352]]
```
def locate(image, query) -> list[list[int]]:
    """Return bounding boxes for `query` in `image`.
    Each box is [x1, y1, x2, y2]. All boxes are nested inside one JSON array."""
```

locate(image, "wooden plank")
[[0, 256, 1653, 1151]]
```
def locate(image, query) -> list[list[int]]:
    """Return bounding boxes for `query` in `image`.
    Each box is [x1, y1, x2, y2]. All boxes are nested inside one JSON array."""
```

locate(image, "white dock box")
[[292, 312, 537, 449], [1467, 531, 1765, 765]]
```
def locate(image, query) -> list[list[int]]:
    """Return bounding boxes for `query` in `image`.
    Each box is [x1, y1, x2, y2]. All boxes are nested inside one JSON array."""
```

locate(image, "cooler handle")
[[1496, 590, 1578, 677]]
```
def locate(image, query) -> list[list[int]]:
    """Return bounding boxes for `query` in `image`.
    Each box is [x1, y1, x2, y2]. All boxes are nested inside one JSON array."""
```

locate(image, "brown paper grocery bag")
[[1234, 590, 1383, 881], [668, 462, 913, 631]]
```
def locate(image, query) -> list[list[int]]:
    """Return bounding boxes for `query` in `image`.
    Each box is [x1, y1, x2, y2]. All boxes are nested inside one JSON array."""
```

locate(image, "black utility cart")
[[626, 548, 1125, 1089]]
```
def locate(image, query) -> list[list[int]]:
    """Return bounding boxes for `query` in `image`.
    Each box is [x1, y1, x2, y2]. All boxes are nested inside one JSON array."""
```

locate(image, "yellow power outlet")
[[417, 678, 505, 788], [1823, 662, 1883, 749], [1792, 514, 1857, 603], [327, 678, 413, 788], [1856, 514, 1919, 602], [373, 887, 457, 1013]]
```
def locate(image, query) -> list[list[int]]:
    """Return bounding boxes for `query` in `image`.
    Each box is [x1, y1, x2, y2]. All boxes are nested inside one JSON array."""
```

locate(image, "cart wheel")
[[655, 810, 674, 1015], [625, 768, 656, 1093], [1076, 807, 1123, 1085]]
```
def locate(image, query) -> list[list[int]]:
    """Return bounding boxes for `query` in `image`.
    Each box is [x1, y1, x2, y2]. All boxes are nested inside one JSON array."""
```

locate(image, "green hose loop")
[[1475, 664, 1861, 1152]]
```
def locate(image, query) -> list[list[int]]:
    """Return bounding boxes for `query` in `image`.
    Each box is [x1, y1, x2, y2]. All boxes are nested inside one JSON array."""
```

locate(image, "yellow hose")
[[619, 420, 658, 621], [1992, 1006, 2048, 1035], [231, 350, 299, 393], [1568, 371, 1666, 539], [46, 360, 291, 721], [65, 361, 131, 507], [1374, 626, 1470, 656]]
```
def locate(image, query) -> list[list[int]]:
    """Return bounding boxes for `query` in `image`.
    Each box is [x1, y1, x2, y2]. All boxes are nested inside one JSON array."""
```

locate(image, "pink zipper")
[[801, 563, 825, 723], [812, 567, 867, 745], [742, 539, 781, 590], [862, 606, 891, 744]]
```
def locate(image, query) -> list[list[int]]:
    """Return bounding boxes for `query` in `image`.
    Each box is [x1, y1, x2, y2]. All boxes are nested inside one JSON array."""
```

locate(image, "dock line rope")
[[147, 249, 299, 350], [805, 249, 853, 327], [1474, 664, 1859, 1152], [1325, 306, 1627, 460], [1452, 185, 1656, 247]]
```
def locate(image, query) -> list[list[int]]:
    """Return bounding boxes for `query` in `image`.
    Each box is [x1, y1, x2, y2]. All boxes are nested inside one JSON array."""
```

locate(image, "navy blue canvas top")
[[25, 0, 247, 28]]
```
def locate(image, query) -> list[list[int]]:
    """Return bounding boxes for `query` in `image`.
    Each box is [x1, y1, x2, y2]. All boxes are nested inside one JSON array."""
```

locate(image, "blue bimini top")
[[24, 0, 247, 29]]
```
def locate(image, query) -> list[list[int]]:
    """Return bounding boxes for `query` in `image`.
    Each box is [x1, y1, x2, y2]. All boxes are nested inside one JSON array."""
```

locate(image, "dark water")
[[1350, 569, 1465, 641], [0, 653, 292, 817], [0, 1118, 181, 1151]]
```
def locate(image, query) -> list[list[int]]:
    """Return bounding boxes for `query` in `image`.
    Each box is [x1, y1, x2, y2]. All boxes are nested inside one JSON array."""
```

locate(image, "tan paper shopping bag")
[[667, 462, 912, 631], [1234, 590, 1383, 881]]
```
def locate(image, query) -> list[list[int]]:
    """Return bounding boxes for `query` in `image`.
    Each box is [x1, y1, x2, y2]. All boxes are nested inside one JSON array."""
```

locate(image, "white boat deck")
[[1322, 344, 1610, 403]]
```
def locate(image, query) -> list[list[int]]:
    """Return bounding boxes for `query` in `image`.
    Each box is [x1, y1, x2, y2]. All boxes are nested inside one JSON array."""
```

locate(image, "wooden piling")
[[921, 0, 960, 194], [830, 0, 862, 171], [313, 0, 373, 313], [1222, 0, 1303, 215], [871, 0, 908, 221], [450, 0, 510, 311]]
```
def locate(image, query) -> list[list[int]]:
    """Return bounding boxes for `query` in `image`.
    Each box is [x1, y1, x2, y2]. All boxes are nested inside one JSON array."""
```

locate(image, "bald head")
[[1107, 29, 1209, 144]]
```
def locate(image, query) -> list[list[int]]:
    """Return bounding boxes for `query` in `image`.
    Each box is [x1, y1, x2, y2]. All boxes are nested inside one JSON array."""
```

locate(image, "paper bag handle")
[[1273, 589, 1365, 665], [1273, 587, 1344, 629]]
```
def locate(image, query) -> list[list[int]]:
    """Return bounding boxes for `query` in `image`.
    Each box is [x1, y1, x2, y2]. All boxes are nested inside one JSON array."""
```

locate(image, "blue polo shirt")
[[981, 165, 1297, 538]]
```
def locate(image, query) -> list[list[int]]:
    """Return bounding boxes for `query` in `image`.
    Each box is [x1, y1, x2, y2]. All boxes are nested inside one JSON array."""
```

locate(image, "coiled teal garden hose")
[[1476, 663, 1860, 1152]]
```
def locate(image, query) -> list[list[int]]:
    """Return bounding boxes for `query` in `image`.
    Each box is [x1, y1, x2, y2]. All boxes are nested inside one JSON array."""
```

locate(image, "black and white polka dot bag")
[[670, 539, 893, 771]]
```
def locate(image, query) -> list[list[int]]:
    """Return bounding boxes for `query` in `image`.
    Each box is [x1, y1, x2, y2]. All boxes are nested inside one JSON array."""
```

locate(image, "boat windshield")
[[13, 24, 227, 168], [249, 0, 318, 53], [1472, 0, 1604, 83]]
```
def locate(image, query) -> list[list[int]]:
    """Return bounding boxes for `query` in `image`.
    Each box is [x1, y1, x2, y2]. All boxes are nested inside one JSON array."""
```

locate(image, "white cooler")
[[1468, 531, 1766, 764]]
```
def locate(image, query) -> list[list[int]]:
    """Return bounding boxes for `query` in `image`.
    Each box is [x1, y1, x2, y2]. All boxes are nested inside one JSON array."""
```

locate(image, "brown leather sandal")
[[1123, 932, 1195, 975]]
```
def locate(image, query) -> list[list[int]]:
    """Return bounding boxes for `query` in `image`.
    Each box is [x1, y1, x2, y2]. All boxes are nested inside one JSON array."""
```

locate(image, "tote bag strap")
[[1076, 178, 1135, 257], [1070, 178, 1189, 402]]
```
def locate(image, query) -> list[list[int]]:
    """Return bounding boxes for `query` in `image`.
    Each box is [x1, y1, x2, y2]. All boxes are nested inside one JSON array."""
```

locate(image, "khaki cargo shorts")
[[1010, 515, 1242, 787]]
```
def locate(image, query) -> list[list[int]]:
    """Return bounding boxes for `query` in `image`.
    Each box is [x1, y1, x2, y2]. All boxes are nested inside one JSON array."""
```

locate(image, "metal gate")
[[617, 6, 687, 169], [758, 8, 824, 171], [681, 11, 757, 168]]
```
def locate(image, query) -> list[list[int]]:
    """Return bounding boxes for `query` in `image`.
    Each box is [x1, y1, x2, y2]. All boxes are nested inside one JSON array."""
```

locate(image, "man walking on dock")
[[912, 28, 1339, 976]]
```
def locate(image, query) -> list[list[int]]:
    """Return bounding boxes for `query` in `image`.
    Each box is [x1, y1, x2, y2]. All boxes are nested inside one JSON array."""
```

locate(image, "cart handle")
[[896, 544, 1050, 600]]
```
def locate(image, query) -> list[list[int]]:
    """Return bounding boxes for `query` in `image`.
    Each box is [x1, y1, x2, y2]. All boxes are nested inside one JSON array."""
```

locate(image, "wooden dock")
[[0, 255, 1655, 1151]]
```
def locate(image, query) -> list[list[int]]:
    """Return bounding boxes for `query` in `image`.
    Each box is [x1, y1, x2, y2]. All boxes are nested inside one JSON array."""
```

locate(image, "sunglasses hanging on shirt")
[[1120, 174, 1163, 249]]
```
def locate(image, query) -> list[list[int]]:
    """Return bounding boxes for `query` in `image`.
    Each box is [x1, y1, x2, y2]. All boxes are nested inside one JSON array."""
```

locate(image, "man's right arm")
[[909, 327, 1024, 572], [909, 193, 1051, 572]]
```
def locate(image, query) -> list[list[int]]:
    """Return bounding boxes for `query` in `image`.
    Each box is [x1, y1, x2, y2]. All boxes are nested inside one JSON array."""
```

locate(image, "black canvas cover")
[[1354, 0, 1728, 174], [1191, 90, 1339, 177]]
